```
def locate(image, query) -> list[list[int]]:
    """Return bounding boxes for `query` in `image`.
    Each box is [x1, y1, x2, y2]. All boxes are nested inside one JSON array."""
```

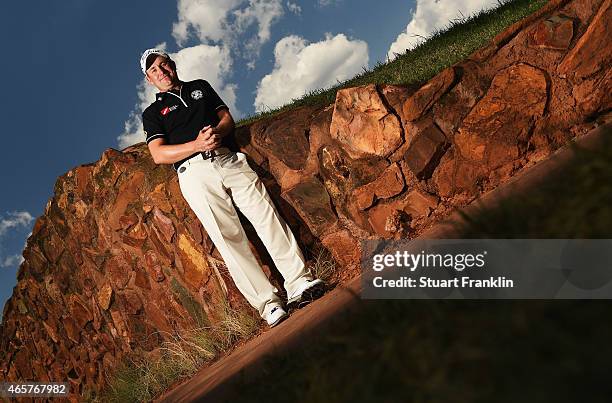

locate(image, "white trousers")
[[177, 151, 311, 317]]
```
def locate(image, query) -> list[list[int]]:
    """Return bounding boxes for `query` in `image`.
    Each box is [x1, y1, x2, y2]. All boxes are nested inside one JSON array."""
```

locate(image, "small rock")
[[404, 120, 448, 179], [402, 67, 456, 122], [97, 283, 113, 310], [528, 15, 574, 50], [352, 163, 405, 210]]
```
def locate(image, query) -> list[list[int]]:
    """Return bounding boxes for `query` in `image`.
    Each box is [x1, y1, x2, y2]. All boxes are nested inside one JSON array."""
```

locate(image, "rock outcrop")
[[0, 0, 610, 399]]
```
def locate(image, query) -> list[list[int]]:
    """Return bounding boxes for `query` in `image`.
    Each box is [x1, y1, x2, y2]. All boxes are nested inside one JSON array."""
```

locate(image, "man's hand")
[[193, 125, 222, 152]]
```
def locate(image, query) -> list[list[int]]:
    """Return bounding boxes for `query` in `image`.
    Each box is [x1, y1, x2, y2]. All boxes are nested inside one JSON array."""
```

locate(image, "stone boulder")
[[330, 84, 403, 159], [455, 63, 548, 166]]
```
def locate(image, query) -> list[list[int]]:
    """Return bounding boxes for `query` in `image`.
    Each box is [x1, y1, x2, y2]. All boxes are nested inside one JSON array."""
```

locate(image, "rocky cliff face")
[[1, 0, 610, 399]]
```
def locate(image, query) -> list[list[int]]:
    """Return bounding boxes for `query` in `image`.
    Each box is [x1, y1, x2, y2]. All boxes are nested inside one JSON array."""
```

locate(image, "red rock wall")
[[238, 0, 610, 261], [0, 147, 264, 399], [0, 0, 610, 399]]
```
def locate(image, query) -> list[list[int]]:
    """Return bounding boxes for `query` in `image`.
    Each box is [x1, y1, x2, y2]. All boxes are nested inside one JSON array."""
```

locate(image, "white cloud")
[[117, 45, 239, 149], [234, 0, 284, 62], [387, 0, 500, 60], [0, 211, 34, 237], [172, 0, 283, 61], [118, 112, 146, 150], [173, 0, 243, 46], [287, 1, 301, 14], [254, 33, 368, 112], [318, 0, 340, 6], [0, 212, 32, 270], [1, 254, 24, 268]]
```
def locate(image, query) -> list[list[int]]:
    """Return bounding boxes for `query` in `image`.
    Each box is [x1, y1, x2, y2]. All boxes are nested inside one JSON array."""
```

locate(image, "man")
[[140, 48, 324, 327]]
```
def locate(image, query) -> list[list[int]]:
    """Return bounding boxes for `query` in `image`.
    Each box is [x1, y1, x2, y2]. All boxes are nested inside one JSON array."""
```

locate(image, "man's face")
[[145, 55, 178, 91]]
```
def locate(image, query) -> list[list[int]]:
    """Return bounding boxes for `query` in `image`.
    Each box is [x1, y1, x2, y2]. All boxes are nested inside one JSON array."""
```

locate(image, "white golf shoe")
[[265, 304, 288, 327]]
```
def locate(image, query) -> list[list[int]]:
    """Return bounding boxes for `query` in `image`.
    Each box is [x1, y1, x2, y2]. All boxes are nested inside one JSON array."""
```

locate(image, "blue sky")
[[0, 0, 499, 316]]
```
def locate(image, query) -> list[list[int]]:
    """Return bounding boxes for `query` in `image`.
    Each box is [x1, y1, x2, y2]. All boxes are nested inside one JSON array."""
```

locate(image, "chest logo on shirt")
[[191, 90, 203, 100], [160, 105, 179, 116]]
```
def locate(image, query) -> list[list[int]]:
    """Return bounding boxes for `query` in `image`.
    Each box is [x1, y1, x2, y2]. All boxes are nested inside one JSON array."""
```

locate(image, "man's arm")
[[148, 138, 198, 165], [148, 110, 235, 164], [212, 108, 235, 138]]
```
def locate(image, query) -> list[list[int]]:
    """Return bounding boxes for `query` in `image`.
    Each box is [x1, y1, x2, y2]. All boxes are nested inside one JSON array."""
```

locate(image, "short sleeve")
[[142, 106, 167, 144], [201, 80, 228, 112]]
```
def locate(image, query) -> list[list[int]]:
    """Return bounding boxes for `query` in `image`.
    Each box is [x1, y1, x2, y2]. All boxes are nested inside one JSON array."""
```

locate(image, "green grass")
[[237, 0, 548, 126]]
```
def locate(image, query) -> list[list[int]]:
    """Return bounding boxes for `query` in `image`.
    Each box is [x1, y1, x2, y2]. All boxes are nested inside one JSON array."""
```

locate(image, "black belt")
[[174, 147, 231, 171]]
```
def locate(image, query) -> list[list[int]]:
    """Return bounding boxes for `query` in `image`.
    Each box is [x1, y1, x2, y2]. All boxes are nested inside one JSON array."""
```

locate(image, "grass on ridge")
[[85, 301, 259, 403], [308, 246, 339, 285], [238, 0, 549, 126]]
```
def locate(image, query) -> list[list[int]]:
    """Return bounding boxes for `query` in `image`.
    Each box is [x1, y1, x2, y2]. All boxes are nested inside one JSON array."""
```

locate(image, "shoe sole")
[[295, 282, 326, 309]]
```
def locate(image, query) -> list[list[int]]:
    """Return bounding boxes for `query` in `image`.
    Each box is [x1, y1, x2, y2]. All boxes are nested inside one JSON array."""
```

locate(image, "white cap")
[[140, 48, 170, 74]]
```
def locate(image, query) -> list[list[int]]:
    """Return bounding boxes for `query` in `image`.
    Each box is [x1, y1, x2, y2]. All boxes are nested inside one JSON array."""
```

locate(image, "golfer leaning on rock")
[[140, 48, 324, 327]]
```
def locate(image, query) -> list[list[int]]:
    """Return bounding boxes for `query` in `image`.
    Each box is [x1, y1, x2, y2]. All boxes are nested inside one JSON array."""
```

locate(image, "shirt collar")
[[156, 81, 185, 101]]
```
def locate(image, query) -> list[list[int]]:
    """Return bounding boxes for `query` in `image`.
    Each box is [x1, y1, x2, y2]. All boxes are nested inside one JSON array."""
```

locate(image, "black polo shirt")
[[142, 79, 229, 170]]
